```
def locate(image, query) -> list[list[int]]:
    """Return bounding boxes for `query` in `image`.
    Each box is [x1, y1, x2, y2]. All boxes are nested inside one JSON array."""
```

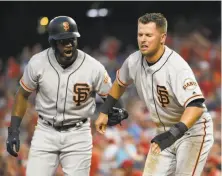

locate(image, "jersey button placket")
[[58, 74, 68, 115]]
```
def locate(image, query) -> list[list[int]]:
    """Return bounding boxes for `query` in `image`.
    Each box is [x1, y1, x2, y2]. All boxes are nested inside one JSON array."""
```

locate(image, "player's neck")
[[55, 50, 78, 69], [145, 45, 165, 64]]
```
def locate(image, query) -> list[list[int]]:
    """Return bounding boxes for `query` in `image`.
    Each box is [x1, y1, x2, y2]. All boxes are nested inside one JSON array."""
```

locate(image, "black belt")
[[39, 115, 88, 131]]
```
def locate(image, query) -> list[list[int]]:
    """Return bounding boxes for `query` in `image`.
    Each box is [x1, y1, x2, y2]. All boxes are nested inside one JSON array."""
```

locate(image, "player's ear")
[[160, 33, 167, 45]]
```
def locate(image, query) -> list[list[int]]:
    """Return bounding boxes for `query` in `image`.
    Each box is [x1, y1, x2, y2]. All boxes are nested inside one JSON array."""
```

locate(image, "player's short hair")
[[138, 13, 167, 33]]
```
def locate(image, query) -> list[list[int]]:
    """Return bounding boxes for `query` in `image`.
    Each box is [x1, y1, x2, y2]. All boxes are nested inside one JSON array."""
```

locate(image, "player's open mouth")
[[64, 50, 72, 56], [141, 45, 148, 50], [64, 50, 72, 54]]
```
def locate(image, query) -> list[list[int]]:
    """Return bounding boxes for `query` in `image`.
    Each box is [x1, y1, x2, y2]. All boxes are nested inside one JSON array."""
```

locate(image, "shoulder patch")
[[183, 78, 197, 90], [103, 71, 110, 84]]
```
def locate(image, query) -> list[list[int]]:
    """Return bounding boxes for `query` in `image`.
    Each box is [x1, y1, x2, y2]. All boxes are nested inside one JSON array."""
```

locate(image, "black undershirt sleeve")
[[186, 98, 205, 108]]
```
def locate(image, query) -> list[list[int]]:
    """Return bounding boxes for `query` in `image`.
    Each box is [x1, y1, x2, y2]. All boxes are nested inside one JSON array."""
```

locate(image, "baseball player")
[[95, 13, 214, 176], [6, 16, 127, 176]]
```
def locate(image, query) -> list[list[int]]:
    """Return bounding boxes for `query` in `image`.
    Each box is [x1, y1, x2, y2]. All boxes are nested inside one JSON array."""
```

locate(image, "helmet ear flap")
[[49, 39, 56, 49]]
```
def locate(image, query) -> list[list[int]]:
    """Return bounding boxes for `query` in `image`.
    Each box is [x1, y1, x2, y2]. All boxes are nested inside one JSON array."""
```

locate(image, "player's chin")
[[140, 49, 150, 56]]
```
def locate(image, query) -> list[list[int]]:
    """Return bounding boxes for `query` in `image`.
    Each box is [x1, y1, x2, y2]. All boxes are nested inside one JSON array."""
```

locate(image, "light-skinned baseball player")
[[95, 13, 214, 176], [6, 16, 127, 176]]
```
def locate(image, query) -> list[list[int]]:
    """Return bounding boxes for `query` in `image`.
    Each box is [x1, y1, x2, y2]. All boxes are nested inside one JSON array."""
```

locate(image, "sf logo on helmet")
[[63, 22, 70, 31]]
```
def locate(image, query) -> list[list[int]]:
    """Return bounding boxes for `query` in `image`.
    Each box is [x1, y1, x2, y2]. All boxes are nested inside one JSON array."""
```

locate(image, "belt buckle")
[[54, 125, 62, 131], [76, 121, 83, 128]]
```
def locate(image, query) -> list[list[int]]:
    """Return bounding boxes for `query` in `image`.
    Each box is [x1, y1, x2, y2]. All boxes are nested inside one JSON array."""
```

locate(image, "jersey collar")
[[48, 48, 85, 73], [143, 45, 173, 72]]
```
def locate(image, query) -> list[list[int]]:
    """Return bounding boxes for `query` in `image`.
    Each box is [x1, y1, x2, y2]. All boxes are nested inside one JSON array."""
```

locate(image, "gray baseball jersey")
[[117, 45, 210, 132], [21, 48, 112, 176], [20, 48, 112, 126], [117, 46, 214, 176]]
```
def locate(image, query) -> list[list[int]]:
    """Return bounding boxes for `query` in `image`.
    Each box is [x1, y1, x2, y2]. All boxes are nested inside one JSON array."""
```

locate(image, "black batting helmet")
[[48, 16, 80, 42]]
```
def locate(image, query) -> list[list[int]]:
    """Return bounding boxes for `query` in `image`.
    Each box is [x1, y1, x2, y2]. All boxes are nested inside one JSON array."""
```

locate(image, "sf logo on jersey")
[[157, 85, 170, 107], [73, 83, 90, 106]]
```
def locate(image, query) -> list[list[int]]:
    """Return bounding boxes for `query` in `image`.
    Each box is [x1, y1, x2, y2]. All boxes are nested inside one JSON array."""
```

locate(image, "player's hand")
[[151, 131, 176, 151], [95, 112, 108, 134], [6, 127, 20, 157], [151, 142, 161, 155], [151, 122, 188, 151]]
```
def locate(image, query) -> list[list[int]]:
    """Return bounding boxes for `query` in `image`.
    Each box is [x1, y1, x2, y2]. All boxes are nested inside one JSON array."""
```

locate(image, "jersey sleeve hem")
[[97, 92, 109, 97], [20, 79, 36, 92], [116, 69, 131, 87], [184, 94, 205, 108]]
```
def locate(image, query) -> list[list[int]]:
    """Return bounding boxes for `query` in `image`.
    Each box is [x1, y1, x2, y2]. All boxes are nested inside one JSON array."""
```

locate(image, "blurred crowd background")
[[0, 1, 221, 176]]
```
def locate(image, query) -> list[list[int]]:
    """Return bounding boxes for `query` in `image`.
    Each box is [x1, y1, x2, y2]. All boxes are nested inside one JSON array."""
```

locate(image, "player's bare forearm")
[[151, 106, 204, 152], [11, 86, 31, 119], [95, 80, 128, 134], [180, 106, 204, 129], [98, 80, 127, 121], [109, 80, 126, 100]]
